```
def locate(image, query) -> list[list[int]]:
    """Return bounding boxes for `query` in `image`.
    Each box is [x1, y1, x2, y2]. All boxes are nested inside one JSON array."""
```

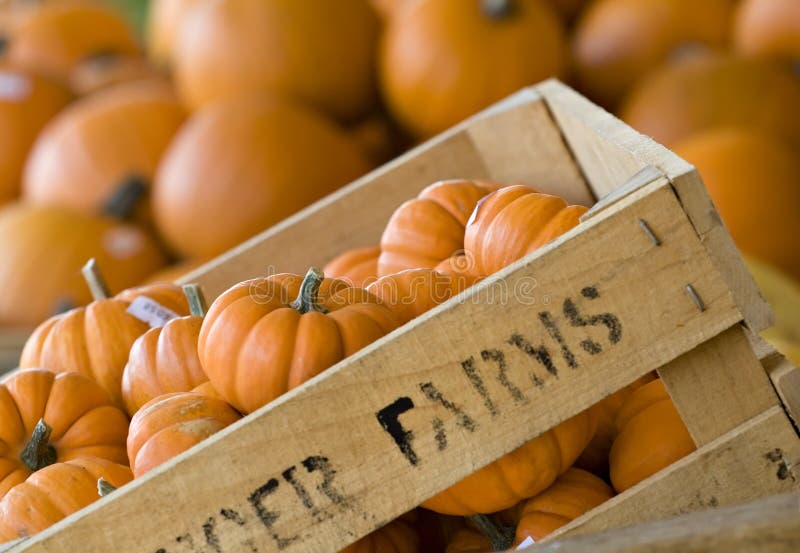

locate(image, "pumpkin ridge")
[[0, 387, 27, 455], [386, 199, 467, 256]]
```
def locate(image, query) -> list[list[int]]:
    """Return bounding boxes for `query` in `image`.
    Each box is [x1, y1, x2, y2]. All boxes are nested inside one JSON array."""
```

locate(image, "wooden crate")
[[8, 80, 800, 552]]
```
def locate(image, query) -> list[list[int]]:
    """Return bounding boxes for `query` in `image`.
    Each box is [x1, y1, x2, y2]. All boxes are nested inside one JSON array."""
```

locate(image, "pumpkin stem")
[[82, 258, 112, 301], [482, 0, 516, 19], [290, 268, 328, 314], [182, 284, 207, 318], [468, 514, 516, 551], [97, 478, 117, 497], [20, 419, 57, 472], [103, 174, 147, 220]]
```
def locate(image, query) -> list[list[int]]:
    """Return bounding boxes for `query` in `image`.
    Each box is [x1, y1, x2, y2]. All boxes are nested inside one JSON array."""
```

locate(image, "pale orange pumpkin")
[[173, 0, 380, 120], [153, 96, 371, 259], [146, 0, 204, 68], [323, 246, 381, 288], [69, 54, 163, 96], [734, 0, 800, 60]]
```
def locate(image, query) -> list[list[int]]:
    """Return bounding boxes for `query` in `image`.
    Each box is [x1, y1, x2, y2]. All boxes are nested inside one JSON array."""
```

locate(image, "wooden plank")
[[658, 325, 779, 447], [520, 491, 800, 553], [545, 406, 800, 542], [537, 79, 772, 334], [12, 180, 744, 553]]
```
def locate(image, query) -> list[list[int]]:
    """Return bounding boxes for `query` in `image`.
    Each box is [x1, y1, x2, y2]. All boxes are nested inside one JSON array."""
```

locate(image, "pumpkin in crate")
[[0, 203, 167, 326], [146, 0, 204, 68], [143, 258, 207, 285], [127, 390, 241, 477], [153, 96, 371, 259], [69, 54, 162, 96], [422, 410, 596, 515], [444, 527, 490, 553], [0, 368, 129, 499], [379, 180, 495, 277], [173, 0, 380, 120], [340, 516, 420, 553], [6, 0, 140, 83], [380, 0, 568, 138], [121, 285, 210, 417], [464, 184, 587, 276], [734, 0, 800, 60], [20, 262, 189, 408], [199, 268, 399, 414], [23, 79, 186, 223], [609, 379, 696, 492], [0, 67, 71, 205], [323, 246, 381, 288], [0, 457, 132, 540]]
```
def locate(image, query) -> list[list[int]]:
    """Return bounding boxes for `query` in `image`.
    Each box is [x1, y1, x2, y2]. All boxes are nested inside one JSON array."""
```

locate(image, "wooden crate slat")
[[12, 177, 745, 553], [544, 405, 800, 542]]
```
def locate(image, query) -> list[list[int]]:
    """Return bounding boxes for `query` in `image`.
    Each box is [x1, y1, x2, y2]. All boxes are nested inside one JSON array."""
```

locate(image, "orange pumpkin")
[[434, 255, 483, 287], [422, 410, 595, 515], [573, 0, 733, 108], [153, 96, 371, 259], [546, 0, 589, 20], [379, 180, 495, 276], [0, 67, 71, 205], [464, 185, 587, 276], [514, 468, 613, 544], [672, 128, 800, 280], [143, 258, 208, 285], [609, 379, 695, 492], [0, 368, 129, 499], [347, 111, 403, 166], [146, 0, 203, 67], [324, 246, 381, 288], [620, 54, 800, 149], [20, 269, 189, 408], [340, 517, 420, 553], [0, 203, 167, 326], [127, 391, 241, 478], [191, 380, 224, 400], [199, 268, 400, 414], [444, 528, 490, 553], [7, 0, 140, 83], [0, 457, 132, 540], [69, 54, 163, 96], [23, 79, 185, 222], [380, 0, 568, 138], [173, 0, 380, 120], [121, 285, 209, 417], [734, 0, 800, 60]]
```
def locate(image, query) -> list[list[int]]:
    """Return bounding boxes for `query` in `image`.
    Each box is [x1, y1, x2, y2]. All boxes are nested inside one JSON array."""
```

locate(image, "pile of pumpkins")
[[0, 178, 697, 551]]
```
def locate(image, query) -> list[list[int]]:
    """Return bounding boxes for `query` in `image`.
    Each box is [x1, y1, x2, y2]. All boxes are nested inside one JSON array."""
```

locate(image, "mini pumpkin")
[[0, 457, 132, 540], [444, 528, 490, 553], [422, 410, 596, 515], [464, 185, 587, 276], [340, 517, 420, 553], [199, 268, 400, 414], [20, 261, 189, 408], [69, 54, 162, 96], [734, 0, 800, 60], [0, 368, 129, 499], [323, 246, 381, 288], [127, 391, 241, 478], [379, 180, 495, 276], [146, 0, 204, 68], [121, 284, 209, 417], [609, 379, 696, 492]]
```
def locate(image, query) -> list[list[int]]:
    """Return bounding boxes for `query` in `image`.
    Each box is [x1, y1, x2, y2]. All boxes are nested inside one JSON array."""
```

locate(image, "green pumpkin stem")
[[482, 0, 516, 19], [182, 283, 207, 318], [290, 268, 328, 314], [82, 258, 112, 301], [20, 419, 57, 472], [97, 478, 117, 497], [468, 514, 516, 551], [102, 174, 147, 220]]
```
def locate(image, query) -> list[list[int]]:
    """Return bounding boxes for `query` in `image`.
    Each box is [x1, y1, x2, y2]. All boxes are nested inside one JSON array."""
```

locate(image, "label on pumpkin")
[[0, 71, 32, 102], [126, 296, 180, 328], [516, 536, 535, 550]]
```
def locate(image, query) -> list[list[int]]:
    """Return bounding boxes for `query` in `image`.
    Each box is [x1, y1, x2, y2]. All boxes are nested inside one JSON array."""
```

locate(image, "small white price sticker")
[[126, 296, 180, 328], [516, 536, 535, 550]]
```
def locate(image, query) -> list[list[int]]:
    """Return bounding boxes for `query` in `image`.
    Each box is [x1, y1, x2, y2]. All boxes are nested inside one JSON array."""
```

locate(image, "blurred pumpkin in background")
[[380, 0, 568, 139], [173, 0, 380, 121], [146, 0, 204, 68], [734, 0, 800, 60], [142, 258, 208, 285], [153, 96, 371, 259], [69, 53, 162, 96], [546, 0, 590, 22]]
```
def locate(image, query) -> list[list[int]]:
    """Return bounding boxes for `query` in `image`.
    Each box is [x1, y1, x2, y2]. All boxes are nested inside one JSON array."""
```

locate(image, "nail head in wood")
[[638, 219, 661, 246], [685, 284, 706, 312]]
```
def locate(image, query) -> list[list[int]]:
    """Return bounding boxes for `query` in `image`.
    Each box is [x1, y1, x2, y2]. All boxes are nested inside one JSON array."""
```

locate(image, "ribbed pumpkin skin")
[[199, 272, 400, 414], [0, 203, 167, 326], [514, 468, 613, 544], [0, 369, 129, 499], [7, 1, 141, 83], [422, 410, 596, 515], [0, 457, 132, 540], [464, 185, 587, 276], [173, 0, 380, 120], [734, 0, 800, 60], [20, 283, 189, 408], [340, 518, 420, 553], [323, 246, 381, 288], [380, 0, 567, 138], [379, 180, 494, 277], [609, 379, 696, 492], [146, 0, 203, 67], [23, 80, 186, 220], [127, 391, 241, 478], [153, 97, 371, 259], [0, 67, 71, 204], [121, 314, 207, 417]]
